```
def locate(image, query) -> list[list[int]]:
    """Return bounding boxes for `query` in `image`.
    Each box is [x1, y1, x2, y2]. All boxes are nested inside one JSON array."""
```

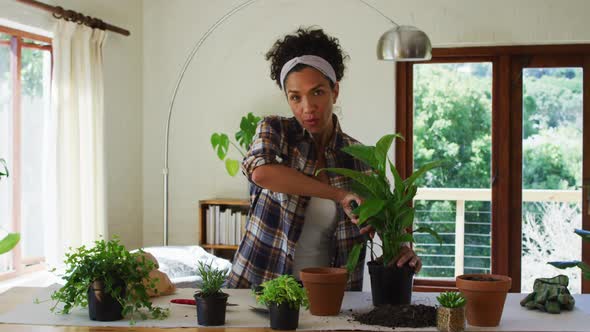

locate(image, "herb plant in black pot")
[[256, 275, 309, 330], [50, 238, 169, 323], [194, 261, 229, 326], [321, 134, 443, 306]]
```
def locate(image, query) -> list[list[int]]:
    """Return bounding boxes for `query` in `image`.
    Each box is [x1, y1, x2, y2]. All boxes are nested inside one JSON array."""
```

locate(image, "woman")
[[227, 27, 420, 291]]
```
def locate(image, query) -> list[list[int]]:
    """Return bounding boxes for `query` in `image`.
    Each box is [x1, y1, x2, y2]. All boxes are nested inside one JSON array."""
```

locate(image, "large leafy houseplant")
[[211, 112, 261, 176], [321, 133, 443, 271], [50, 238, 169, 323], [0, 158, 20, 255]]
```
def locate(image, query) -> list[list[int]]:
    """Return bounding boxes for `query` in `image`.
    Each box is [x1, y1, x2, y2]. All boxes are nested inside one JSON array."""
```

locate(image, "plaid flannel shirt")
[[227, 115, 371, 291]]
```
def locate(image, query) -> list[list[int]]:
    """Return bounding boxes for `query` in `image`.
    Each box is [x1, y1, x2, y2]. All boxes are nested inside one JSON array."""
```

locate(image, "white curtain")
[[44, 20, 107, 266]]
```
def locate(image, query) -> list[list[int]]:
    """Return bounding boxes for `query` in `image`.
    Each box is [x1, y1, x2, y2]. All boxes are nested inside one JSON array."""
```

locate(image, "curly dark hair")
[[266, 27, 348, 89]]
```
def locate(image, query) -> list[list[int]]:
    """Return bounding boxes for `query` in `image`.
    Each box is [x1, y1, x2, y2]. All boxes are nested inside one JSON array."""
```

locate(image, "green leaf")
[[351, 181, 375, 201], [319, 168, 385, 197], [346, 243, 364, 273], [548, 260, 582, 269], [395, 233, 414, 244], [404, 160, 446, 188], [574, 229, 590, 242], [341, 145, 379, 170], [375, 134, 403, 173], [395, 185, 418, 210], [210, 133, 229, 160], [398, 208, 415, 229], [0, 158, 8, 179], [357, 199, 386, 224], [413, 226, 443, 244], [0, 233, 20, 255], [235, 112, 261, 151], [388, 160, 404, 198], [225, 158, 240, 177]]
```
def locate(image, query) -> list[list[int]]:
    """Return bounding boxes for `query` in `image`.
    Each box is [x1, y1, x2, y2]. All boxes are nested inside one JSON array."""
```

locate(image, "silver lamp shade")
[[377, 25, 432, 61]]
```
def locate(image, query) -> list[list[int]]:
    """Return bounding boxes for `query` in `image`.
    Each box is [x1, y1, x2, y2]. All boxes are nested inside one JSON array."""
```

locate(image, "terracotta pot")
[[299, 267, 347, 316], [436, 306, 465, 332], [456, 274, 511, 327]]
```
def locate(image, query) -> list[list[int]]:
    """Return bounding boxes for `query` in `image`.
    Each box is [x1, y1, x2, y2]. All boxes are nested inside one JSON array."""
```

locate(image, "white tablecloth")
[[1, 285, 590, 331]]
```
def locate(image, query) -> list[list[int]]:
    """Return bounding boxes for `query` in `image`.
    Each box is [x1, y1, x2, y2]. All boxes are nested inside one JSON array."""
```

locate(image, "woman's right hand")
[[337, 191, 375, 238], [338, 191, 362, 223]]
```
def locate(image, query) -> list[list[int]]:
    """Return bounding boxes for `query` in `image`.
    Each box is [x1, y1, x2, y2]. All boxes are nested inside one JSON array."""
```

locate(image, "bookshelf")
[[198, 199, 249, 260]]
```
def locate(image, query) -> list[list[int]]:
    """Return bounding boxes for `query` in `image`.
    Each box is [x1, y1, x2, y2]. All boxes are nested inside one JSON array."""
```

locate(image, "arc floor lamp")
[[162, 0, 432, 245]]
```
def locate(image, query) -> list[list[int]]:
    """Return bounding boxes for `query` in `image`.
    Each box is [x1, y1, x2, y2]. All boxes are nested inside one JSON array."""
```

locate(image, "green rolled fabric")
[[520, 275, 575, 314]]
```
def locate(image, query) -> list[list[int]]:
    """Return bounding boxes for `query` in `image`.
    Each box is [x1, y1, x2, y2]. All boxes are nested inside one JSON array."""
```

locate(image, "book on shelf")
[[204, 204, 247, 246]]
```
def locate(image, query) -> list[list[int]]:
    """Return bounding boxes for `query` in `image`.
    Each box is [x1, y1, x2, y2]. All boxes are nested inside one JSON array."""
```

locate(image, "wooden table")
[[1, 286, 590, 332], [0, 326, 272, 332]]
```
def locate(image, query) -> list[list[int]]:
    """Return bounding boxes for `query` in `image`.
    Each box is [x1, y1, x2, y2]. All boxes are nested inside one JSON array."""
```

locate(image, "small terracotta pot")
[[300, 267, 347, 316], [436, 306, 465, 332], [456, 274, 511, 327]]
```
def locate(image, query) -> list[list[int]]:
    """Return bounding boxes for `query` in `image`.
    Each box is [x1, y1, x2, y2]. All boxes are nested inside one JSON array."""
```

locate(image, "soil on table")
[[463, 276, 500, 281], [352, 304, 436, 328]]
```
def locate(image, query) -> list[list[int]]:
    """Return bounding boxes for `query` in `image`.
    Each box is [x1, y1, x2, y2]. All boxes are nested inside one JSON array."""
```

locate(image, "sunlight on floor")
[[0, 270, 63, 294]]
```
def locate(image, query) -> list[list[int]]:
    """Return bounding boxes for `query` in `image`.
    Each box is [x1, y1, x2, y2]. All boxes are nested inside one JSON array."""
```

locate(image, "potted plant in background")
[[211, 112, 261, 176], [50, 238, 169, 323], [455, 273, 511, 327], [256, 275, 309, 330], [549, 228, 590, 279], [0, 158, 20, 255], [321, 133, 443, 306], [436, 291, 466, 332], [194, 261, 229, 326]]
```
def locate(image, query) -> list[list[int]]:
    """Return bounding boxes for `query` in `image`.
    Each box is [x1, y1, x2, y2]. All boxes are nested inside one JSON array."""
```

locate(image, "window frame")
[[396, 44, 590, 293], [0, 25, 52, 281]]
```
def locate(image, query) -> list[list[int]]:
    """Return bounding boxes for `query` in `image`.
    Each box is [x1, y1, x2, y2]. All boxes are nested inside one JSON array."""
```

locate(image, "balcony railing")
[[413, 188, 582, 278]]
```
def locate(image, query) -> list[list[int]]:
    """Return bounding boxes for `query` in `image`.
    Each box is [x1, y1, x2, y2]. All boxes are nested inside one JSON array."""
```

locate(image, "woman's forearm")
[[251, 164, 346, 202]]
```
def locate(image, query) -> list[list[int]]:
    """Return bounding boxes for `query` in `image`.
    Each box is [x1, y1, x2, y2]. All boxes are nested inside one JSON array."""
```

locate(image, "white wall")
[[142, 0, 590, 248], [0, 0, 144, 249], [3, 0, 590, 257]]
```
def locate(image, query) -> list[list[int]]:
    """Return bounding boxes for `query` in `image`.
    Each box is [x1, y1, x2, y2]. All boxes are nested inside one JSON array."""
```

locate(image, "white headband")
[[279, 55, 337, 90]]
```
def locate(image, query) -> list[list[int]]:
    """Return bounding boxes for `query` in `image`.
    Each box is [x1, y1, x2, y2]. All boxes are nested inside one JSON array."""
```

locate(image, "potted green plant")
[[0, 158, 20, 255], [436, 291, 466, 332], [455, 274, 511, 327], [256, 275, 309, 330], [194, 261, 229, 326], [50, 238, 169, 323], [211, 112, 261, 176], [320, 133, 443, 306]]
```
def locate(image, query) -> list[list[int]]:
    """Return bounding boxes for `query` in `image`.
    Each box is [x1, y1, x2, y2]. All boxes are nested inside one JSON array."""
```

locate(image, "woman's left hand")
[[392, 246, 422, 273]]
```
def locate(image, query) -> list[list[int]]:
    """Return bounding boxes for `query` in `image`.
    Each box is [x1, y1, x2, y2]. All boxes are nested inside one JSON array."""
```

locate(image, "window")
[[396, 46, 590, 293], [0, 26, 52, 279]]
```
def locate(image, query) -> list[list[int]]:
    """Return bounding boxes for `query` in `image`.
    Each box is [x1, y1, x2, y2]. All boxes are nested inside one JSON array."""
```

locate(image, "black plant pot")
[[368, 261, 414, 306], [87, 280, 125, 321], [268, 302, 299, 330], [194, 292, 229, 326]]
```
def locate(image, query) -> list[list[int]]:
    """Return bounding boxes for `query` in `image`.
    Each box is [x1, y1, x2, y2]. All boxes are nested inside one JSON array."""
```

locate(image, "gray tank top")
[[292, 197, 338, 278]]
